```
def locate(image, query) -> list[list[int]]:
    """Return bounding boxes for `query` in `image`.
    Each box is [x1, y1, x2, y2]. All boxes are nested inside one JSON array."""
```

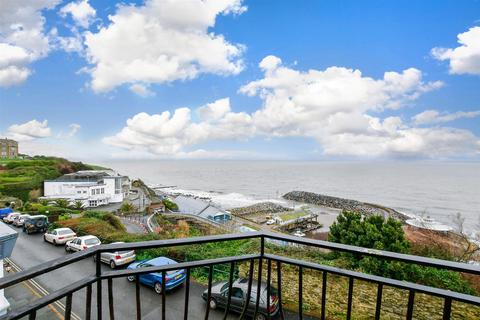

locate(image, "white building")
[[42, 170, 130, 208]]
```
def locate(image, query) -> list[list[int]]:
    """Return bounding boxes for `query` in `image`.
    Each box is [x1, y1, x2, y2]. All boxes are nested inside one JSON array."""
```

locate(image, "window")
[[231, 288, 244, 299], [101, 188, 104, 194]]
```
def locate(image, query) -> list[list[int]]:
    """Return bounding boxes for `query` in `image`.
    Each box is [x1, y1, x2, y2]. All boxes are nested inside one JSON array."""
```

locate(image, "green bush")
[[162, 198, 178, 211], [328, 211, 476, 295]]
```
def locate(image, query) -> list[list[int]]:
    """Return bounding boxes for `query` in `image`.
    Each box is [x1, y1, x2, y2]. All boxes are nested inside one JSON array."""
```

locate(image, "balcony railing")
[[0, 231, 479, 320]]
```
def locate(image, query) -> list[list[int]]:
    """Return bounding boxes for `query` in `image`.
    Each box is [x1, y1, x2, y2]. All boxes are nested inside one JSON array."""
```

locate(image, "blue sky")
[[1, 0, 480, 160]]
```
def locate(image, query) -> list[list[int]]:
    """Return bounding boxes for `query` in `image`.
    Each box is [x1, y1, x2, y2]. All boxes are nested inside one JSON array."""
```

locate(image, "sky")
[[1, 0, 480, 161]]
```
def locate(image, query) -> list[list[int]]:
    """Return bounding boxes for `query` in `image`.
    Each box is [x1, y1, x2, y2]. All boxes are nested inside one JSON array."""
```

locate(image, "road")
[[4, 223, 310, 320]]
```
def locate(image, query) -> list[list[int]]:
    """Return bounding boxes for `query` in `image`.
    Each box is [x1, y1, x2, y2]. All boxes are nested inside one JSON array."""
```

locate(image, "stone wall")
[[283, 190, 407, 221]]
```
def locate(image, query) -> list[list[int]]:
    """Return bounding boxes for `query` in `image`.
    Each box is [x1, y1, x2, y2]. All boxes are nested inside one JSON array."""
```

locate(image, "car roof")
[[233, 278, 268, 291], [19, 214, 31, 217], [54, 227, 73, 232], [147, 257, 177, 266], [29, 215, 47, 218], [78, 235, 99, 240]]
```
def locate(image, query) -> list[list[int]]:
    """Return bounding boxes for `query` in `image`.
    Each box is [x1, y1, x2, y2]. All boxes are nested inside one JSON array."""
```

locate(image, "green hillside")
[[0, 156, 103, 203]]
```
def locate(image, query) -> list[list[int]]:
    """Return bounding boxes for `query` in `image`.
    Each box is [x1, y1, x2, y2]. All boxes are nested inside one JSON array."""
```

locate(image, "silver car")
[[95, 242, 136, 269], [12, 214, 31, 227]]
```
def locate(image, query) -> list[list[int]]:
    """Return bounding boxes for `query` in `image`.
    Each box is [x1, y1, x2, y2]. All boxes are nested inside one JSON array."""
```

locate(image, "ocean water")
[[102, 160, 480, 233]]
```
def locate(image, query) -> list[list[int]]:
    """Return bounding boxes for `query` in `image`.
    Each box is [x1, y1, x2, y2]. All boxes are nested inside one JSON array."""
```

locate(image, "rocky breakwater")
[[230, 202, 293, 216], [283, 191, 407, 222]]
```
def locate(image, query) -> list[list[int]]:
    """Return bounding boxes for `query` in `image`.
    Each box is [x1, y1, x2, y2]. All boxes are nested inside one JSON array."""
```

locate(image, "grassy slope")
[[0, 157, 103, 202]]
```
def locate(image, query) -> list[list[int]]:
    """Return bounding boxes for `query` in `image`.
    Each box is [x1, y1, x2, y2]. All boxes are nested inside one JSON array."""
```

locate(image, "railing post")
[[320, 271, 327, 320], [184, 268, 190, 320], [204, 265, 214, 320], [239, 259, 255, 319], [223, 261, 235, 320], [135, 275, 141, 320], [375, 283, 383, 320], [86, 283, 92, 320], [277, 260, 285, 320], [298, 266, 303, 320], [346, 277, 354, 320], [108, 277, 115, 320], [443, 297, 452, 320], [406, 290, 415, 320], [253, 255, 263, 319], [96, 251, 102, 320], [266, 258, 272, 320]]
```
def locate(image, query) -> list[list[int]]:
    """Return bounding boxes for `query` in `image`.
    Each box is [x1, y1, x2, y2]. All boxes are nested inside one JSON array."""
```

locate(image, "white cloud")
[[412, 109, 480, 125], [83, 0, 246, 93], [0, 0, 61, 87], [59, 0, 96, 29], [68, 123, 81, 137], [197, 98, 231, 121], [7, 119, 52, 141], [240, 56, 442, 136], [104, 56, 480, 159], [432, 26, 480, 75], [129, 84, 155, 97], [103, 98, 254, 156]]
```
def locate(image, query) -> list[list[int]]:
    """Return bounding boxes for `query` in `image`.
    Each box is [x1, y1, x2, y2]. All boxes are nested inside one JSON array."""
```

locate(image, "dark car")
[[202, 278, 279, 320], [23, 215, 49, 234]]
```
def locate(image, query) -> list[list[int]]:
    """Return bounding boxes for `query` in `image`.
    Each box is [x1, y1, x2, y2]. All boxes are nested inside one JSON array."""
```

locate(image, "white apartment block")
[[42, 170, 130, 208]]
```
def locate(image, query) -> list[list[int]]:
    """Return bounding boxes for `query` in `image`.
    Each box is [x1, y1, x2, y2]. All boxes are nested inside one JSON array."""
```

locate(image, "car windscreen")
[[58, 230, 73, 235], [85, 238, 99, 245]]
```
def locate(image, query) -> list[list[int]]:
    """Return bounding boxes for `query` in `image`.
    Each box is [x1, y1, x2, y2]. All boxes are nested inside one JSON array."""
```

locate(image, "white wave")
[[152, 186, 287, 209]]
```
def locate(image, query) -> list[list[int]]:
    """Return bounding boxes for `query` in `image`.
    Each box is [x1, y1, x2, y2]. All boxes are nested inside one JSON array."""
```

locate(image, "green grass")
[[278, 211, 308, 221], [0, 156, 97, 202]]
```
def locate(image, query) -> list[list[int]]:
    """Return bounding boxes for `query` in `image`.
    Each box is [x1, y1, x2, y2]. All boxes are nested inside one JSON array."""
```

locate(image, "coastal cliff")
[[283, 190, 407, 221]]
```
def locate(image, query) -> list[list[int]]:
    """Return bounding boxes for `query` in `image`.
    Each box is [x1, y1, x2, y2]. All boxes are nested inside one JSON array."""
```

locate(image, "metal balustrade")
[[0, 231, 479, 320]]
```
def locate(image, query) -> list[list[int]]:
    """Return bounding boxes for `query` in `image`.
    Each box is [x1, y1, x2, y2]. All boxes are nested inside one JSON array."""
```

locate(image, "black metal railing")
[[0, 231, 479, 320]]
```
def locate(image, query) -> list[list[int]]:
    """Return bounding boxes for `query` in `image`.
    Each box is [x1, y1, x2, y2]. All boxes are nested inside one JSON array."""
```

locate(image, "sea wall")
[[283, 190, 407, 221], [230, 202, 292, 216]]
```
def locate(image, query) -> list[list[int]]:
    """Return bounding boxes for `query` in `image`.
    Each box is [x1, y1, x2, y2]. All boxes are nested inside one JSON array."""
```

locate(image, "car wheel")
[[255, 314, 266, 320], [154, 282, 163, 294], [53, 239, 57, 246], [43, 235, 47, 242], [65, 246, 70, 253], [209, 298, 217, 310], [127, 276, 135, 282], [110, 260, 116, 269]]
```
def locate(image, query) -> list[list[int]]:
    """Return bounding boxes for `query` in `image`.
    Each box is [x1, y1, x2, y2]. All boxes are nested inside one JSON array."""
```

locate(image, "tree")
[[120, 202, 135, 214], [71, 200, 85, 210], [329, 211, 411, 279], [55, 198, 69, 208], [452, 212, 480, 262]]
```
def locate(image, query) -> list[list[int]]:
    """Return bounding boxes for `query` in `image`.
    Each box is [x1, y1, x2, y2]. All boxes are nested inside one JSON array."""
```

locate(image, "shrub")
[[162, 198, 178, 211]]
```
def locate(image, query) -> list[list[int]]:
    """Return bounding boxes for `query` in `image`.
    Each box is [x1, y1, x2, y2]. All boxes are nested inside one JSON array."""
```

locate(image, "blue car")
[[126, 257, 186, 294]]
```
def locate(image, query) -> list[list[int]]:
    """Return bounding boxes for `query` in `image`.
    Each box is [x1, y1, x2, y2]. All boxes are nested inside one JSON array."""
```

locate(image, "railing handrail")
[[1, 231, 480, 320], [1, 231, 479, 291]]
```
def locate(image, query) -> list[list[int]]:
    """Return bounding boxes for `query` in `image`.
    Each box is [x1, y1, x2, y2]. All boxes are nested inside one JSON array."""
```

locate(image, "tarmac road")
[[4, 222, 309, 320]]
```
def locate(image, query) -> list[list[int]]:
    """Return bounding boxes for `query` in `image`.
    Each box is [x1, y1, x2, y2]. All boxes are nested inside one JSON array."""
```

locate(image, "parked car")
[[202, 278, 279, 320], [65, 235, 101, 252], [3, 212, 21, 224], [292, 230, 306, 237], [126, 257, 186, 294], [95, 242, 136, 269], [12, 214, 31, 227], [44, 227, 76, 245], [23, 215, 49, 234]]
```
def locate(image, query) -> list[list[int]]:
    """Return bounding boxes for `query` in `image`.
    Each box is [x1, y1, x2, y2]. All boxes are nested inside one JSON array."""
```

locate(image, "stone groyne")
[[230, 202, 293, 216], [283, 191, 407, 222]]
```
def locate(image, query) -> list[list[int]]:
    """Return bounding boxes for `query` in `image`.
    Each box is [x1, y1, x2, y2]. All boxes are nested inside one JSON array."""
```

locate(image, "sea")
[[101, 160, 480, 234]]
